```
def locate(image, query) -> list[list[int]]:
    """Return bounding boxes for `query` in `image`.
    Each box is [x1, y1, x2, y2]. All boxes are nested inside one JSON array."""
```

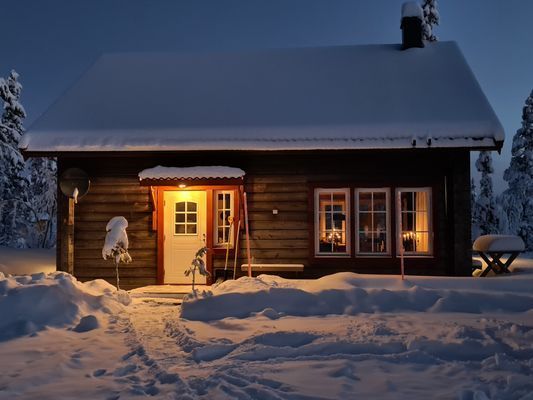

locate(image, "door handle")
[[202, 233, 206, 243]]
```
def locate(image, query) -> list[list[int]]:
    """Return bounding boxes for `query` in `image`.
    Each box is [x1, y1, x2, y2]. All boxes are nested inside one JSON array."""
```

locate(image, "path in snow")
[[125, 298, 533, 400]]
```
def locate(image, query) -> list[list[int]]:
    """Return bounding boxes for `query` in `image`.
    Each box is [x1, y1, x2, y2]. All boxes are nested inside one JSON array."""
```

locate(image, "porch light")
[[178, 183, 187, 188]]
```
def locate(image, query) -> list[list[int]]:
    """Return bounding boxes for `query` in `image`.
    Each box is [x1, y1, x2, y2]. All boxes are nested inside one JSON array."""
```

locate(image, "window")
[[396, 188, 432, 255], [215, 191, 234, 246], [355, 189, 390, 255], [175, 201, 197, 235], [315, 188, 350, 256]]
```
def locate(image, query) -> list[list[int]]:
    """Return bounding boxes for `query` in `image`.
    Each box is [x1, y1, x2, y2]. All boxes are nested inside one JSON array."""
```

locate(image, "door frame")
[[156, 185, 241, 285]]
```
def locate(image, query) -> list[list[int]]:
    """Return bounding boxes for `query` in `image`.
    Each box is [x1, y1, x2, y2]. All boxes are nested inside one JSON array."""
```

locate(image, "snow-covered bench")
[[472, 235, 525, 277]]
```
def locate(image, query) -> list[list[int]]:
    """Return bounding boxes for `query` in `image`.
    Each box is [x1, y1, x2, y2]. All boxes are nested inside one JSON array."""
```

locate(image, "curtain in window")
[[415, 192, 429, 252]]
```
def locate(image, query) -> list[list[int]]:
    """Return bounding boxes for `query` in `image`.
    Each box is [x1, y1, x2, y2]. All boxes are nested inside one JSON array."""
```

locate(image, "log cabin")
[[20, 11, 504, 289]]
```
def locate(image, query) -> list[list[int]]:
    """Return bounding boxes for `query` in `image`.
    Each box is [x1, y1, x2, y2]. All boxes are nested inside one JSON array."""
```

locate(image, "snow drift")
[[180, 272, 533, 321], [0, 271, 130, 341]]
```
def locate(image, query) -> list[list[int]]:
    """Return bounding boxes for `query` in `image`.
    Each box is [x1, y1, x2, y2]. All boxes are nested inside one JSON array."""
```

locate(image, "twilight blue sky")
[[1, 0, 532, 192]]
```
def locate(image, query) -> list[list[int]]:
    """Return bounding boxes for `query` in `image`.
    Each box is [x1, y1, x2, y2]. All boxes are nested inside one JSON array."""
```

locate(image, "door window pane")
[[316, 189, 349, 255], [356, 189, 390, 255], [175, 201, 198, 235]]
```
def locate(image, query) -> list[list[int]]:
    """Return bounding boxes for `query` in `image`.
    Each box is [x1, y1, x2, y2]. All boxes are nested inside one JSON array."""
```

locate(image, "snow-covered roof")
[[138, 166, 245, 181], [22, 41, 504, 153]]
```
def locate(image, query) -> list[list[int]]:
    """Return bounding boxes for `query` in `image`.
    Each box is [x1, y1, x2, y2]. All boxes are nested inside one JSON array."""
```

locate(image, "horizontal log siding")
[[57, 157, 158, 290], [58, 150, 469, 287]]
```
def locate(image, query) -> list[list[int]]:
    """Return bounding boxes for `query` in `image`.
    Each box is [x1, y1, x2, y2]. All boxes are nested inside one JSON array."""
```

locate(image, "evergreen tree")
[[0, 70, 28, 247], [502, 89, 533, 249], [0, 70, 57, 248], [24, 157, 57, 247], [475, 151, 499, 235], [470, 178, 480, 240], [421, 0, 439, 42]]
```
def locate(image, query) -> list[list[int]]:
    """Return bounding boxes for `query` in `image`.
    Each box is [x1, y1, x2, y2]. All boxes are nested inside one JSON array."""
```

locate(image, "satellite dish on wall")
[[59, 168, 90, 203]]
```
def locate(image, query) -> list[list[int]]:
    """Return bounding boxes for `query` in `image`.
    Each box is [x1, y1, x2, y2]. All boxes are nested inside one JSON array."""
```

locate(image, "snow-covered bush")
[[502, 89, 533, 250], [102, 216, 132, 290], [185, 246, 209, 293]]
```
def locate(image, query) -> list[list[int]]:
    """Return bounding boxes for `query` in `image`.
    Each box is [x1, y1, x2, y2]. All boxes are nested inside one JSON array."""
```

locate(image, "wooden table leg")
[[494, 252, 518, 273], [478, 252, 494, 277]]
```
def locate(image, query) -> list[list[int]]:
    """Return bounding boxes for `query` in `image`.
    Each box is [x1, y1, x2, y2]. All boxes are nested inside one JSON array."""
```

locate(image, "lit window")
[[175, 201, 197, 235], [215, 191, 234, 246], [396, 188, 432, 255], [315, 189, 350, 256], [355, 189, 390, 255]]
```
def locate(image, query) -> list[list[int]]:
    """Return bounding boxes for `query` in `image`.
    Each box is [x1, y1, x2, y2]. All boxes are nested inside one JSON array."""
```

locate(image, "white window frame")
[[395, 187, 433, 257], [214, 190, 235, 247], [314, 188, 351, 257], [355, 188, 391, 257]]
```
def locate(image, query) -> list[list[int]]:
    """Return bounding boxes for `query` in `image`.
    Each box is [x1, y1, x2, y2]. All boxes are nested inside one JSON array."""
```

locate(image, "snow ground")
[[1, 256, 532, 399]]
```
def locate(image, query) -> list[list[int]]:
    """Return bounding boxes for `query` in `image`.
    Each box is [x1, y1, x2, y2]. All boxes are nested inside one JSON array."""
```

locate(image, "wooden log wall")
[[57, 149, 471, 288], [58, 158, 158, 290]]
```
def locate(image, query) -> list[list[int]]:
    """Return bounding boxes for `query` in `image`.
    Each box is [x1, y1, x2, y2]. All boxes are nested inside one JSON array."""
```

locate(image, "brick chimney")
[[401, 2, 424, 50]]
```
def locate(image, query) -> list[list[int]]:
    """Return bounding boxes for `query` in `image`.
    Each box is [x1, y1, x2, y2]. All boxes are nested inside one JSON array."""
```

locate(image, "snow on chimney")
[[401, 2, 424, 50]]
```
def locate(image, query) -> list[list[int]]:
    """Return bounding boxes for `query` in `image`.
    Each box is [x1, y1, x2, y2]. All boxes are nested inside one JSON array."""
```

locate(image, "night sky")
[[2, 0, 532, 192]]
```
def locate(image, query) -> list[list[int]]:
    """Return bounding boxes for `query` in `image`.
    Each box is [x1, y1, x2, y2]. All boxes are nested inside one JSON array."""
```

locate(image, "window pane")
[[224, 211, 231, 224], [414, 192, 428, 212], [176, 202, 185, 212], [359, 193, 371, 212], [374, 192, 386, 211], [224, 193, 230, 205], [332, 193, 346, 207], [401, 192, 414, 212], [415, 232, 429, 252], [175, 213, 185, 223], [374, 213, 386, 232], [402, 212, 415, 231], [187, 213, 197, 223], [359, 232, 373, 253], [325, 214, 332, 230], [175, 224, 185, 234], [332, 213, 345, 230], [415, 212, 429, 232], [375, 233, 387, 253], [188, 202, 197, 212], [319, 193, 331, 211], [402, 231, 416, 252], [359, 213, 372, 231], [186, 224, 197, 234], [217, 194, 224, 209]]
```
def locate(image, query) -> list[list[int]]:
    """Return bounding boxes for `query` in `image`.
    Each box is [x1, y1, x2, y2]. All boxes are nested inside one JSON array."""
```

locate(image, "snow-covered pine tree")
[[470, 178, 480, 240], [502, 89, 533, 250], [475, 151, 499, 236], [0, 70, 29, 247], [421, 0, 439, 42], [24, 157, 57, 247]]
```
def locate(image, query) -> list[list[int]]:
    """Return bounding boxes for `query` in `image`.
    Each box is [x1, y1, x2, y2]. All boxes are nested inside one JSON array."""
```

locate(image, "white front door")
[[163, 191, 207, 284]]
